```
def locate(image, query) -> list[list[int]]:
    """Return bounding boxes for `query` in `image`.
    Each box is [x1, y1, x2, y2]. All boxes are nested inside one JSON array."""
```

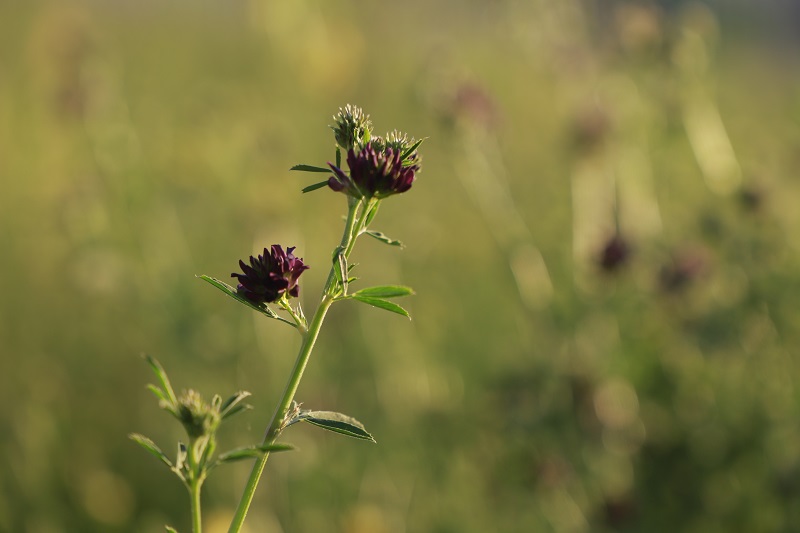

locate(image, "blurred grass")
[[2, 0, 800, 532]]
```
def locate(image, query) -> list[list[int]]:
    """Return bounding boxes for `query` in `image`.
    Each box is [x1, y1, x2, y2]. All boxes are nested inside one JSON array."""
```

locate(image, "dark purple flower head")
[[231, 245, 309, 304], [327, 143, 418, 200]]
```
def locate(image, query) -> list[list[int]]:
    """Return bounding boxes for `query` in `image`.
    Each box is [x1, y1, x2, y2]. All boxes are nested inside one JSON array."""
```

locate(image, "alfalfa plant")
[[130, 105, 423, 532]]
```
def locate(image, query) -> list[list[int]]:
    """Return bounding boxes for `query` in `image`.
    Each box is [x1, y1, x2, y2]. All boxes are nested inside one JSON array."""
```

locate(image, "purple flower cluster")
[[232, 245, 309, 304], [327, 143, 418, 200]]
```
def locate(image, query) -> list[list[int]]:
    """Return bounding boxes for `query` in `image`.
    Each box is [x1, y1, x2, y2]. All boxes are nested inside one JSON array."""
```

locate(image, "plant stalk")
[[190, 482, 203, 533], [227, 199, 366, 533]]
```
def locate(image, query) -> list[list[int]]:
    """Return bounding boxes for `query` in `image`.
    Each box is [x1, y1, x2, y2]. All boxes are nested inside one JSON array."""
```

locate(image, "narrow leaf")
[[216, 443, 295, 464], [220, 391, 252, 419], [332, 252, 348, 294], [300, 411, 376, 442], [351, 295, 410, 319], [129, 434, 173, 469], [256, 442, 295, 453], [335, 147, 342, 168], [365, 230, 404, 248], [146, 384, 169, 405], [353, 285, 414, 299], [290, 164, 331, 173], [222, 403, 252, 420], [401, 138, 424, 161], [302, 180, 330, 194], [199, 275, 276, 317], [165, 526, 179, 533], [143, 355, 177, 406], [198, 275, 297, 326], [146, 384, 179, 418], [365, 200, 380, 227]]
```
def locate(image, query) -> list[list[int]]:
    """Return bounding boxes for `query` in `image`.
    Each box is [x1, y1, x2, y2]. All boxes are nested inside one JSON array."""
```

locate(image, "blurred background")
[[2, 0, 800, 531]]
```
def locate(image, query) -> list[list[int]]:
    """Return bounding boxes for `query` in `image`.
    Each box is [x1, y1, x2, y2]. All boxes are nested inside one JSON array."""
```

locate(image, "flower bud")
[[177, 389, 221, 439], [330, 104, 372, 150]]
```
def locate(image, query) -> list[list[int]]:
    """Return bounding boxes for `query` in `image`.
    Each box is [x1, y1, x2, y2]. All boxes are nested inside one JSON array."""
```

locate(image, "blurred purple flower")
[[232, 245, 309, 304], [327, 143, 418, 199], [599, 235, 630, 272], [659, 249, 707, 292]]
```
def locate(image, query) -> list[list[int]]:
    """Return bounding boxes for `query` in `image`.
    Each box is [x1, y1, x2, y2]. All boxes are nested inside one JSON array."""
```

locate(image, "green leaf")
[[220, 391, 252, 420], [198, 275, 298, 327], [350, 295, 410, 319], [143, 355, 178, 406], [216, 443, 295, 464], [146, 384, 170, 405], [302, 180, 330, 193], [129, 434, 174, 469], [223, 403, 252, 420], [365, 230, 404, 248], [290, 164, 330, 173], [299, 411, 376, 442], [335, 147, 341, 168], [332, 252, 347, 294], [165, 526, 179, 533], [401, 138, 424, 161], [352, 285, 414, 299]]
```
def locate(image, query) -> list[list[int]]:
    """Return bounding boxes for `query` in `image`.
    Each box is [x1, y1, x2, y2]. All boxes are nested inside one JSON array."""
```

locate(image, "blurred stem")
[[227, 198, 364, 533], [190, 481, 202, 533]]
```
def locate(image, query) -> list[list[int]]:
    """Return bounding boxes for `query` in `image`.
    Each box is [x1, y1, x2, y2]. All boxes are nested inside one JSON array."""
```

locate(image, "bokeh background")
[[3, 0, 800, 531]]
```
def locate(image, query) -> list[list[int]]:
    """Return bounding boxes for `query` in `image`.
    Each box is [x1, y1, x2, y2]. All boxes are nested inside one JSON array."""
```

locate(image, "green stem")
[[190, 481, 203, 533], [227, 199, 364, 533]]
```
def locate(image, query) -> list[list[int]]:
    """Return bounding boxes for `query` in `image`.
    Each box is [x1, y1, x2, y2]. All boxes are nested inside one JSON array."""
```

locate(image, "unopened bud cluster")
[[331, 104, 373, 151], [326, 105, 422, 201]]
